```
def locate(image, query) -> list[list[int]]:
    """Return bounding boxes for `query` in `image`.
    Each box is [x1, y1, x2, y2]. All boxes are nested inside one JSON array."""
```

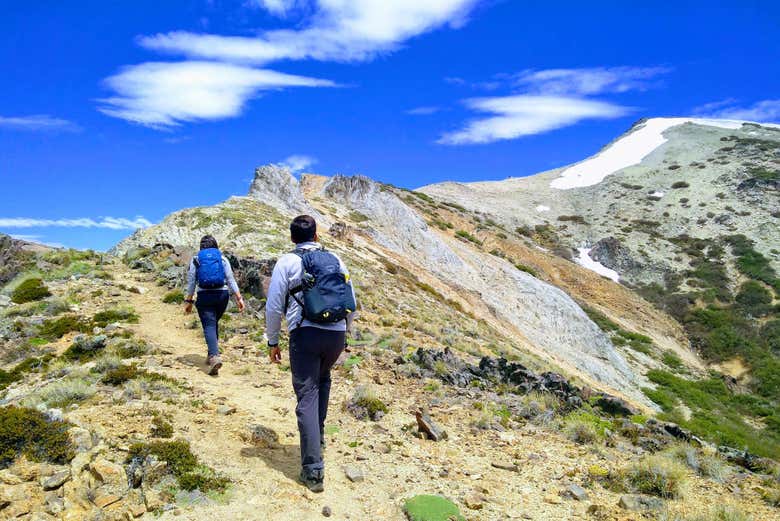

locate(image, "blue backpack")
[[194, 248, 226, 289], [288, 248, 356, 324]]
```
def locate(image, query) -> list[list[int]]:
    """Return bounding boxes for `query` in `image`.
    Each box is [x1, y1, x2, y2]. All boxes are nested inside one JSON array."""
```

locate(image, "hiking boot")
[[206, 355, 222, 376], [299, 470, 324, 493]]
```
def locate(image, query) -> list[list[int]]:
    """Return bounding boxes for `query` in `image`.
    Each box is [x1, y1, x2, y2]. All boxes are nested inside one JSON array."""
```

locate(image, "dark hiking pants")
[[195, 289, 229, 357], [289, 327, 346, 476]]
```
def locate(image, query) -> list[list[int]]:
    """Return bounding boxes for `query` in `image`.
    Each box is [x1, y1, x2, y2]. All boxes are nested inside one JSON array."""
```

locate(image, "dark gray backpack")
[[287, 248, 356, 324]]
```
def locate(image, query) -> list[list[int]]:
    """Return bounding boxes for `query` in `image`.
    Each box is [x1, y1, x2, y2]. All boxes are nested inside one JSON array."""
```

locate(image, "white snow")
[[650, 191, 665, 198], [575, 247, 620, 282], [535, 204, 550, 212], [550, 118, 750, 190]]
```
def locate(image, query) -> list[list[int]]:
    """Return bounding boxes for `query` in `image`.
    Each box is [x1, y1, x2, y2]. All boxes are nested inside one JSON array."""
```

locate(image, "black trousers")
[[289, 327, 345, 475], [195, 290, 229, 357]]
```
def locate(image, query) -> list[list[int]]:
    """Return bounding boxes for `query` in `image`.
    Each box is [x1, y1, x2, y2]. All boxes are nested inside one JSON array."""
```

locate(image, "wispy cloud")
[[439, 66, 668, 145], [511, 66, 671, 96], [98, 61, 335, 128], [693, 99, 780, 122], [0, 114, 80, 132], [0, 217, 153, 230], [279, 154, 316, 172], [406, 106, 441, 115], [438, 95, 630, 145], [103, 1, 481, 128], [139, 1, 480, 64]]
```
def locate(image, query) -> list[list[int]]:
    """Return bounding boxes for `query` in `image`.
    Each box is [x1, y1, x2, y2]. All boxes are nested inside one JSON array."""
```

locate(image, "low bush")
[[616, 454, 688, 498], [564, 411, 611, 444], [92, 308, 139, 327], [101, 364, 141, 385], [671, 181, 690, 188], [0, 406, 74, 468], [735, 281, 772, 316], [151, 415, 174, 438], [11, 278, 51, 304], [162, 290, 185, 304], [128, 440, 229, 493], [33, 377, 96, 408], [38, 315, 89, 340], [681, 505, 753, 521], [63, 335, 107, 361], [454, 230, 482, 246]]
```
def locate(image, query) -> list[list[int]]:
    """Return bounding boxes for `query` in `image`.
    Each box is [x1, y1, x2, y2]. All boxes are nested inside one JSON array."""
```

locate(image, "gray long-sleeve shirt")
[[186, 255, 240, 296], [265, 242, 356, 345]]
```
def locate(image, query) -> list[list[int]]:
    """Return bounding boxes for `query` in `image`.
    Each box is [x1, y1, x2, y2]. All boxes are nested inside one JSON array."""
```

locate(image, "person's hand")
[[236, 296, 246, 313], [184, 302, 193, 314], [269, 345, 282, 364]]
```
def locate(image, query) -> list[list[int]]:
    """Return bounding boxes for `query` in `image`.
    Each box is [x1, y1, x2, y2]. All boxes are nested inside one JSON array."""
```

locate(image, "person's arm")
[[222, 257, 245, 312], [184, 259, 197, 314], [265, 256, 288, 363]]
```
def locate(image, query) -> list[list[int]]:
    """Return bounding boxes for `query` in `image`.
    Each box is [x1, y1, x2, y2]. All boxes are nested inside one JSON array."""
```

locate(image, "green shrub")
[[0, 406, 74, 468], [514, 264, 538, 277], [564, 411, 611, 444], [348, 211, 369, 223], [101, 364, 141, 385], [162, 290, 185, 304], [33, 378, 96, 407], [454, 230, 482, 246], [11, 278, 51, 304], [63, 335, 107, 361], [129, 440, 196, 474], [617, 454, 688, 498], [38, 315, 89, 340], [92, 308, 139, 327], [178, 465, 230, 492], [735, 281, 772, 316], [557, 215, 587, 224], [662, 350, 684, 371], [671, 181, 690, 189], [403, 495, 465, 521], [114, 338, 150, 359], [151, 415, 174, 438]]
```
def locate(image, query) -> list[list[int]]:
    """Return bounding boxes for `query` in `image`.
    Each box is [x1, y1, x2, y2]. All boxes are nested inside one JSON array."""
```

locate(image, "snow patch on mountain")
[[576, 247, 620, 282], [535, 205, 550, 212], [550, 118, 748, 190]]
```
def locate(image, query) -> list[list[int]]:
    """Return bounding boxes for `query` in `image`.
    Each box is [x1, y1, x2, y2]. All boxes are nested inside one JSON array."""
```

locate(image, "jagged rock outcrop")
[[248, 165, 316, 217], [0, 235, 36, 285]]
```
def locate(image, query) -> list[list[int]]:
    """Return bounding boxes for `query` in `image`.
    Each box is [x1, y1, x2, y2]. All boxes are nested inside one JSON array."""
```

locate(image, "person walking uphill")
[[265, 215, 357, 493], [184, 235, 245, 376]]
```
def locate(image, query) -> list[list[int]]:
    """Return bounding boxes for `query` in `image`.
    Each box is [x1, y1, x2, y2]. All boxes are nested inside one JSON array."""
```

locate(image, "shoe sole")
[[208, 362, 222, 376]]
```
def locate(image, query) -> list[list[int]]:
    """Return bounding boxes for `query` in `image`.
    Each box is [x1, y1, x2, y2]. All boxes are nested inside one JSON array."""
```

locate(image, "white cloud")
[[0, 217, 153, 230], [98, 61, 335, 127], [406, 106, 441, 115], [246, 0, 304, 16], [693, 99, 780, 122], [0, 115, 80, 132], [280, 154, 316, 172], [139, 0, 480, 64], [438, 95, 630, 145], [511, 66, 671, 96]]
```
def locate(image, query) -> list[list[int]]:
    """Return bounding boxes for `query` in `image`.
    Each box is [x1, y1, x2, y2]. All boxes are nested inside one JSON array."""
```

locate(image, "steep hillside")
[[421, 118, 780, 462]]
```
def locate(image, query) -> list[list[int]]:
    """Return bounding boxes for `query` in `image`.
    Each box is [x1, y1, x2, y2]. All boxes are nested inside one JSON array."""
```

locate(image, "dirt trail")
[[121, 270, 404, 520]]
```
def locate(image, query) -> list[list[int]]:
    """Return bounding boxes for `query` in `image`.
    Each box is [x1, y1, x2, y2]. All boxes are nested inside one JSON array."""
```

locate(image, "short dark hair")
[[290, 215, 317, 244], [199, 235, 218, 250]]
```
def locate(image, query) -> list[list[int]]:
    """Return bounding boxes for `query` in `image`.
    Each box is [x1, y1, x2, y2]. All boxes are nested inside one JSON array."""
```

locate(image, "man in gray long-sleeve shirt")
[[265, 215, 356, 493]]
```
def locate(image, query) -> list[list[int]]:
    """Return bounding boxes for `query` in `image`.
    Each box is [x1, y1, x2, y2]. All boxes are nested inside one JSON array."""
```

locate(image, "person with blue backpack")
[[184, 235, 245, 375], [265, 215, 357, 493]]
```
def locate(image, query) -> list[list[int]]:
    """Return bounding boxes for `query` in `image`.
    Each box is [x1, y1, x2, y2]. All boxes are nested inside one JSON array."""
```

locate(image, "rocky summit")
[[1, 120, 780, 520]]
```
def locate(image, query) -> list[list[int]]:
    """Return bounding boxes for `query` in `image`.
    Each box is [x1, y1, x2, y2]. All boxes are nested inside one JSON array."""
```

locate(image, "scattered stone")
[[322, 506, 332, 517], [543, 493, 562, 505], [245, 424, 279, 447], [41, 469, 71, 490], [595, 395, 637, 416], [464, 493, 484, 510], [217, 405, 237, 415], [44, 491, 65, 515], [0, 469, 22, 485], [344, 465, 365, 483], [562, 483, 588, 501], [491, 461, 520, 472], [618, 494, 664, 511], [68, 427, 95, 453], [0, 295, 11, 307], [415, 409, 448, 441], [93, 493, 122, 508]]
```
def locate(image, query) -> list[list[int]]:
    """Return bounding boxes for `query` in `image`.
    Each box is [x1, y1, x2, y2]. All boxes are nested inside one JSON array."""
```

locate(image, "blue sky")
[[1, 0, 778, 251]]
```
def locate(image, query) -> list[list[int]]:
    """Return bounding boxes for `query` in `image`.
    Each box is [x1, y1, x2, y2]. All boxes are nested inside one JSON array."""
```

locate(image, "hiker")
[[184, 235, 245, 375], [265, 215, 357, 493]]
